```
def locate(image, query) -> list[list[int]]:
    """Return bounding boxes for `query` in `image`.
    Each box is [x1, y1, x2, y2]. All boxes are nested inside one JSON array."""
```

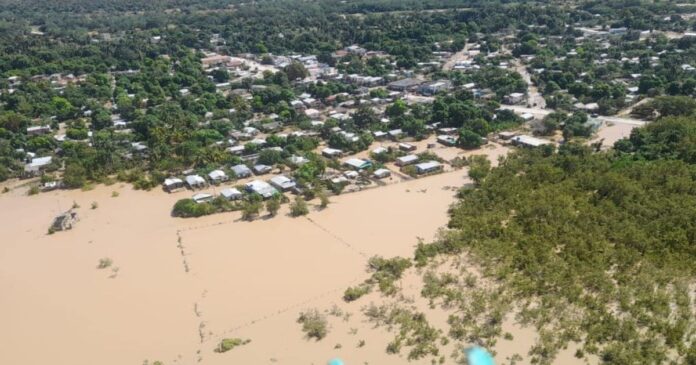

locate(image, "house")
[[131, 142, 148, 155], [398, 143, 417, 152], [388, 129, 404, 140], [269, 175, 296, 191], [24, 156, 53, 176], [231, 164, 252, 178], [288, 155, 309, 166], [261, 121, 282, 132], [201, 54, 232, 68], [192, 193, 214, 204], [415, 161, 443, 174], [520, 112, 535, 121], [163, 177, 184, 192], [419, 80, 452, 95], [437, 135, 457, 146], [208, 169, 228, 184], [51, 210, 78, 232], [220, 188, 243, 200], [388, 78, 423, 92], [249, 138, 267, 147], [510, 135, 552, 148], [291, 100, 306, 110], [253, 164, 272, 175], [343, 158, 372, 170], [497, 131, 516, 140], [504, 92, 525, 104], [373, 131, 388, 139], [185, 175, 207, 189], [372, 146, 389, 155], [227, 145, 245, 155], [245, 180, 279, 199], [343, 170, 359, 179], [305, 109, 321, 119], [322, 148, 343, 158], [26, 125, 51, 136], [346, 45, 367, 56], [396, 154, 419, 167], [373, 168, 391, 179], [574, 102, 599, 112]]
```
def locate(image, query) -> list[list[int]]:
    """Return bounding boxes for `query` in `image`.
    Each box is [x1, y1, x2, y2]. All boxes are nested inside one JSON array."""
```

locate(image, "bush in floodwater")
[[290, 196, 309, 217], [215, 338, 251, 353], [297, 308, 328, 340], [343, 284, 371, 302]]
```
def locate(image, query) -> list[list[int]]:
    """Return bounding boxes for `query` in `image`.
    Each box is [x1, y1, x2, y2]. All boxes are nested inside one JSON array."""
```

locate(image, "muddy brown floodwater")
[[0, 136, 615, 365]]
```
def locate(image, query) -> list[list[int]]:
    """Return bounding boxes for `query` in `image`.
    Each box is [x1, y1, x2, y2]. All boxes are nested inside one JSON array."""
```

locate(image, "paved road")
[[499, 105, 647, 126]]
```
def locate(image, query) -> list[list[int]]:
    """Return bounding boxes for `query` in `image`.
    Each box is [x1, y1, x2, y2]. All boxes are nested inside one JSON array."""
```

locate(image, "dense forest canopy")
[[411, 116, 696, 364]]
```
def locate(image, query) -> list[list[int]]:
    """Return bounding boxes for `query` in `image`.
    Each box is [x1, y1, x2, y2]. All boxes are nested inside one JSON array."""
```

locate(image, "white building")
[[269, 175, 296, 191], [245, 180, 279, 199], [208, 169, 228, 184], [185, 175, 207, 189]]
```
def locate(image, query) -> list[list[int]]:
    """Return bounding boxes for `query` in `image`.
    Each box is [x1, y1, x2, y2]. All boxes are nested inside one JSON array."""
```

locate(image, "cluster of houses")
[[164, 165, 301, 204], [1, 73, 87, 96]]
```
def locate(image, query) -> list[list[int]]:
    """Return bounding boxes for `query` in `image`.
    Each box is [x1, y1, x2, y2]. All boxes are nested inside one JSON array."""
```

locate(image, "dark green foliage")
[[466, 155, 490, 185], [172, 199, 215, 218], [457, 129, 483, 149], [416, 124, 696, 363], [215, 338, 250, 353], [367, 256, 412, 295], [614, 116, 696, 163], [343, 284, 371, 302]]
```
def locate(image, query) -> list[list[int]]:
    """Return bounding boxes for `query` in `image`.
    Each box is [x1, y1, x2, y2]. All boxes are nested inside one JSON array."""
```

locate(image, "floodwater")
[[0, 140, 591, 365]]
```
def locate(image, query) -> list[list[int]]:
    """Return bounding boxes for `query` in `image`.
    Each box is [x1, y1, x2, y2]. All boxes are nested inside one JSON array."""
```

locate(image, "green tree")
[[290, 196, 309, 217], [467, 155, 491, 185], [62, 162, 87, 188], [457, 129, 483, 149], [284, 62, 309, 81]]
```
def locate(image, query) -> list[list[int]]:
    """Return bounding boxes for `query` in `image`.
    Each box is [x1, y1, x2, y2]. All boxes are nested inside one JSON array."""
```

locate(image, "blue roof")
[[466, 347, 495, 365]]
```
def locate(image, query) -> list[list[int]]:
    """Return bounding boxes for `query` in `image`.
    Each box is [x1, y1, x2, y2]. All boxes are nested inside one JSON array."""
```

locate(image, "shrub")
[[367, 256, 412, 295], [290, 196, 309, 217], [343, 284, 371, 302], [215, 338, 251, 353], [97, 257, 112, 269], [241, 200, 262, 221], [317, 189, 330, 208], [297, 309, 328, 340], [402, 165, 417, 177], [28, 185, 39, 195], [91, 201, 98, 209], [172, 199, 215, 218], [266, 197, 281, 216], [63, 162, 87, 188]]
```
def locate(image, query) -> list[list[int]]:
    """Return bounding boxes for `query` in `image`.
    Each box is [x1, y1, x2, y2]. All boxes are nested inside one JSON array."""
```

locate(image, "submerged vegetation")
[[409, 115, 696, 364], [215, 338, 251, 353], [297, 308, 329, 341]]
